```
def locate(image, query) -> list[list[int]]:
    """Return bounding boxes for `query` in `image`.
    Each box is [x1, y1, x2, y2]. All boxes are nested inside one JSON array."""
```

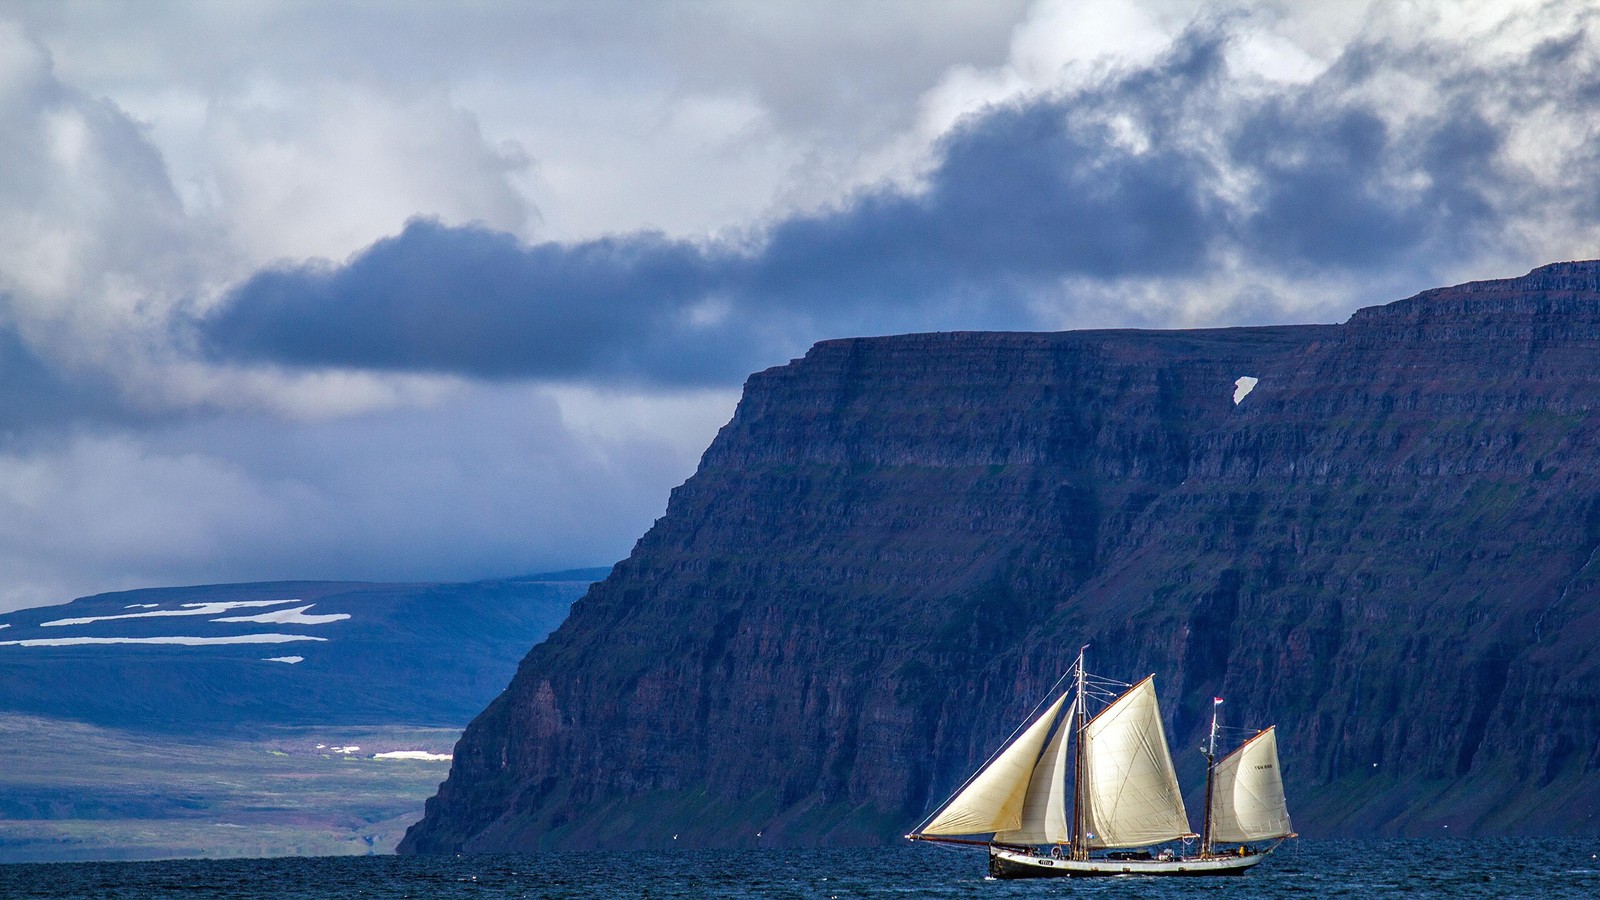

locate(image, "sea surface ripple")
[[4, 838, 1599, 898]]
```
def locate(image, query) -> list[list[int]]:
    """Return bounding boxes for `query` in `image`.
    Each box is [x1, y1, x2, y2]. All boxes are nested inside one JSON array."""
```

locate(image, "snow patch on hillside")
[[374, 750, 452, 761], [214, 605, 350, 626], [1, 634, 329, 647], [42, 599, 302, 628]]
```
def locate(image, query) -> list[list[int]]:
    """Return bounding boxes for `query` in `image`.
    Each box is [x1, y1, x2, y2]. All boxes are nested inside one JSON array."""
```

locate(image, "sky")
[[1, 0, 1597, 611]]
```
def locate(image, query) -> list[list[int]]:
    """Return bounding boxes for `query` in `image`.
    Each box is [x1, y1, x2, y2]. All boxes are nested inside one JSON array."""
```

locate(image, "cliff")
[[400, 262, 1600, 852]]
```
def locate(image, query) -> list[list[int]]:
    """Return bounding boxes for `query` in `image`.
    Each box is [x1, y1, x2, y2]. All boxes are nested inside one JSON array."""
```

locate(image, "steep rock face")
[[401, 262, 1600, 852]]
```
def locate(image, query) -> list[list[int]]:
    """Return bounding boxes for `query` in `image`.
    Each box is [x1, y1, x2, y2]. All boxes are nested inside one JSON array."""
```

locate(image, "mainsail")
[[920, 692, 1071, 836], [1079, 677, 1191, 849], [1208, 727, 1293, 843]]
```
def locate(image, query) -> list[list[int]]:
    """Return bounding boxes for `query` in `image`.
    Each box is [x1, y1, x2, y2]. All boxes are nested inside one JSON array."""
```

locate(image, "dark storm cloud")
[[1229, 46, 1515, 274], [200, 18, 1600, 385], [205, 223, 746, 382], [752, 36, 1223, 304]]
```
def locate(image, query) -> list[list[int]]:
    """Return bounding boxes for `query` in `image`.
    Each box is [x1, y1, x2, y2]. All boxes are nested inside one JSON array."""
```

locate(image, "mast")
[[1201, 698, 1219, 858], [1070, 645, 1088, 861]]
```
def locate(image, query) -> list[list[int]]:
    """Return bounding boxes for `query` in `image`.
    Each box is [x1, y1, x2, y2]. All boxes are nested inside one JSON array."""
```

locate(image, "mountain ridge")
[[0, 569, 610, 733]]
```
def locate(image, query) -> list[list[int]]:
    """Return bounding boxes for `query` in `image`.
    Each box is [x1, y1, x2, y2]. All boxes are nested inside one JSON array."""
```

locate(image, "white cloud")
[[0, 22, 207, 353], [201, 81, 533, 264], [7, 1, 1032, 247], [918, 0, 1178, 142]]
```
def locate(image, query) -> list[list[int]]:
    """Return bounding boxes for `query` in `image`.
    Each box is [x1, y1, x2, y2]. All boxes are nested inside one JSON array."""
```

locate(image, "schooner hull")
[[988, 846, 1269, 879]]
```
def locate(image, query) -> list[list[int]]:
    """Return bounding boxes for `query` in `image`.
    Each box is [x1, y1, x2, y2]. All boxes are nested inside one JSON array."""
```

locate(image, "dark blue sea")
[[4, 840, 1600, 898]]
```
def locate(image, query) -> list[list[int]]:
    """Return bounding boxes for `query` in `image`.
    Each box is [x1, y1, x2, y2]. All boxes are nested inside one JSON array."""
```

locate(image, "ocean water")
[[3, 839, 1599, 898]]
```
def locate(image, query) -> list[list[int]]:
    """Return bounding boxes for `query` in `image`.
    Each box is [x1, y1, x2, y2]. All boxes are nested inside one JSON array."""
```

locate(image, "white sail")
[[921, 692, 1070, 836], [1209, 727, 1292, 843], [1080, 677, 1191, 849], [994, 696, 1075, 844]]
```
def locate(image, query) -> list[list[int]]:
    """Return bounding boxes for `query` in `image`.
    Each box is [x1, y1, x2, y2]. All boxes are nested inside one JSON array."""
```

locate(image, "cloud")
[[201, 82, 534, 264], [0, 381, 728, 612], [200, 35, 1226, 385], [196, 31, 1232, 383], [0, 323, 140, 438], [198, 9, 1600, 382], [11, 1, 1030, 246], [0, 20, 547, 429], [0, 22, 205, 351], [200, 221, 756, 384], [6, 0, 1600, 615]]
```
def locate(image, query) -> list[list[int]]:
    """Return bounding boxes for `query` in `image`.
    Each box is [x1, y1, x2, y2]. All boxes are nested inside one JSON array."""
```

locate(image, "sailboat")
[[905, 648, 1295, 878]]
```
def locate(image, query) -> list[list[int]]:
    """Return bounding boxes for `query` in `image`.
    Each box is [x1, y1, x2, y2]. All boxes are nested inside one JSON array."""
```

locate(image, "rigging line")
[[909, 667, 1075, 835], [1216, 725, 1261, 738]]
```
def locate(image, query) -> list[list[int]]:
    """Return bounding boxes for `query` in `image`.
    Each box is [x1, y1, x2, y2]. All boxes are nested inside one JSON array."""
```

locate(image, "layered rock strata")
[[402, 262, 1600, 852]]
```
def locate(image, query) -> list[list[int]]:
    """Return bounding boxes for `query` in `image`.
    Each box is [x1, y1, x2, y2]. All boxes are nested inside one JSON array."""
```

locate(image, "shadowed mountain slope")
[[0, 570, 608, 732]]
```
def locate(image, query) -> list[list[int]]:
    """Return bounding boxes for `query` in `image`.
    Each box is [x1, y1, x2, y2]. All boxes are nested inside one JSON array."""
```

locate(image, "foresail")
[[1209, 727, 1293, 843], [920, 692, 1070, 836], [993, 696, 1075, 844], [1080, 677, 1191, 849]]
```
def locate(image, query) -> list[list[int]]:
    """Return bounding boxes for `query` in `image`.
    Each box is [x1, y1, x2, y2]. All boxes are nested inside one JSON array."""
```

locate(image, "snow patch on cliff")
[[1233, 376, 1259, 404]]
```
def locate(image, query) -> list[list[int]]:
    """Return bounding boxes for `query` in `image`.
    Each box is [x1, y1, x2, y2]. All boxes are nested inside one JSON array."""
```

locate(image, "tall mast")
[[1201, 697, 1219, 858], [1070, 645, 1089, 862]]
